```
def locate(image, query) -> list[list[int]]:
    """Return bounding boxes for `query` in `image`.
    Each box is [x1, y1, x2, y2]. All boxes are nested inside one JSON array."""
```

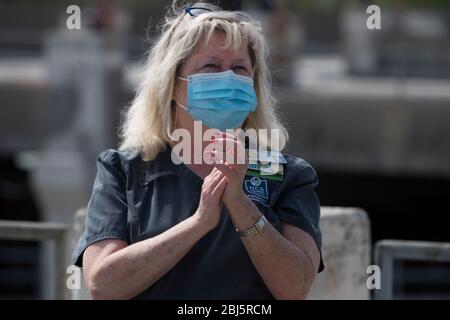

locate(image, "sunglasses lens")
[[187, 7, 212, 17]]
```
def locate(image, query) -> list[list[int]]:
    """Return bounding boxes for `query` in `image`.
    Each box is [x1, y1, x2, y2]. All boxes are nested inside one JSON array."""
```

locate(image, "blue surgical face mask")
[[175, 70, 257, 131]]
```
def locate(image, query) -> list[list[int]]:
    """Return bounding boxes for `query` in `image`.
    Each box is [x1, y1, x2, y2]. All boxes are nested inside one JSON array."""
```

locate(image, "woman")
[[72, 1, 324, 300]]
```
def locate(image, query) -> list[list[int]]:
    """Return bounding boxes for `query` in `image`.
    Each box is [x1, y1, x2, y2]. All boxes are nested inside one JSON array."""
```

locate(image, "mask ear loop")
[[173, 99, 187, 111], [174, 76, 188, 111], [170, 77, 189, 140], [170, 100, 188, 141], [171, 75, 188, 111]]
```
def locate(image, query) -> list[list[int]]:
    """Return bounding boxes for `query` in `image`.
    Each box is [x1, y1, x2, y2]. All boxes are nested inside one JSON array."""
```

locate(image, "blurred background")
[[0, 0, 450, 299]]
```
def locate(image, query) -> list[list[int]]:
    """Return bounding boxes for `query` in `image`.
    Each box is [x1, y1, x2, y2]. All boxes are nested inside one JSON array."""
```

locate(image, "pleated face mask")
[[175, 70, 257, 130]]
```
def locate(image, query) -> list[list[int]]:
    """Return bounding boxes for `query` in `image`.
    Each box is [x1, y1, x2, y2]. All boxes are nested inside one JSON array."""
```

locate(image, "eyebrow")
[[197, 55, 250, 63]]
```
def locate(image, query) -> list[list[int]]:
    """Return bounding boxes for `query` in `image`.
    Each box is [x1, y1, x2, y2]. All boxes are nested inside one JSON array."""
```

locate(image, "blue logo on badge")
[[250, 176, 261, 187], [244, 177, 268, 203]]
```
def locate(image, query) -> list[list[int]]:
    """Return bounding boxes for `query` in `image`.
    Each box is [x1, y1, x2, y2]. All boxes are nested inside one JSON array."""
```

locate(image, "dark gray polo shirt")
[[72, 146, 324, 299]]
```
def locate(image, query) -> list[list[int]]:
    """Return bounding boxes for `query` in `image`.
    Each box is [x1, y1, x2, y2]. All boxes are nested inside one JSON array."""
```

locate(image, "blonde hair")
[[119, 1, 288, 161]]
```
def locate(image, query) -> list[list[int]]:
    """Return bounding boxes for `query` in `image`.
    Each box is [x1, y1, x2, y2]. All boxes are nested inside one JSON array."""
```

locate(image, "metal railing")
[[0, 220, 69, 299], [374, 239, 450, 299]]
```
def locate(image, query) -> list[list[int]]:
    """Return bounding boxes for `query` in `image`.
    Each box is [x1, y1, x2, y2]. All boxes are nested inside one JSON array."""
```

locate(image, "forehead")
[[191, 32, 250, 61]]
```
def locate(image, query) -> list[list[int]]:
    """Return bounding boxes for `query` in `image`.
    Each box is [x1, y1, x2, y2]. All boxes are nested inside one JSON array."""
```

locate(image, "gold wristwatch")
[[237, 215, 268, 237]]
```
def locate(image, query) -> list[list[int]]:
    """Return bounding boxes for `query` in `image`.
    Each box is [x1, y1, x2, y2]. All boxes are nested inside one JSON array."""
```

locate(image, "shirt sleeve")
[[274, 158, 324, 273], [72, 149, 129, 267]]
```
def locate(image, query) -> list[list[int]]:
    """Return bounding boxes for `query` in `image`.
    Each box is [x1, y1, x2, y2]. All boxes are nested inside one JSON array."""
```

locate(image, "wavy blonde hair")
[[119, 1, 288, 161]]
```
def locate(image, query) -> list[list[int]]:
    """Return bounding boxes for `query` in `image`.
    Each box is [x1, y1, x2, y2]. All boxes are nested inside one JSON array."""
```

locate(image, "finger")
[[211, 130, 235, 138], [215, 161, 235, 178], [229, 146, 246, 166], [215, 137, 238, 145], [220, 132, 245, 147], [211, 175, 227, 199], [218, 134, 244, 147], [211, 131, 245, 153], [205, 170, 224, 193], [219, 131, 238, 141], [203, 167, 219, 191], [207, 166, 218, 177], [206, 167, 220, 180], [213, 137, 245, 165], [227, 157, 247, 172], [212, 137, 236, 155]]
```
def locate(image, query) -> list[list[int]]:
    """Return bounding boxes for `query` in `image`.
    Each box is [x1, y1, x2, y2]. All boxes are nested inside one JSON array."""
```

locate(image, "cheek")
[[175, 82, 188, 103]]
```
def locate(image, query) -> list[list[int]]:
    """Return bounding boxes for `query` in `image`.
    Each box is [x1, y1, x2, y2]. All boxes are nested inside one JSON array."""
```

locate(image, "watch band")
[[237, 215, 268, 237]]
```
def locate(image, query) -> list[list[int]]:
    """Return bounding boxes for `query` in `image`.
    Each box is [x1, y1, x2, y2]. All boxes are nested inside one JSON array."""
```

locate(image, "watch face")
[[257, 215, 267, 229], [238, 215, 267, 237]]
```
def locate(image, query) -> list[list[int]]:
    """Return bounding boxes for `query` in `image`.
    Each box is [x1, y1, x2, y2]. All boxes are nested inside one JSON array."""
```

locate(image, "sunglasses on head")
[[184, 6, 213, 17]]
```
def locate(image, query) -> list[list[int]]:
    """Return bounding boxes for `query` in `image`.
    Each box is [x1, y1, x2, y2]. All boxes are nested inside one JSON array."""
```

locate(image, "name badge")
[[247, 149, 286, 164], [246, 149, 284, 181]]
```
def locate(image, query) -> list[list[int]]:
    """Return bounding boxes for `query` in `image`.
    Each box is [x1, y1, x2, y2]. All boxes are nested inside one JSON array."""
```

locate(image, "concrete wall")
[[308, 207, 371, 300]]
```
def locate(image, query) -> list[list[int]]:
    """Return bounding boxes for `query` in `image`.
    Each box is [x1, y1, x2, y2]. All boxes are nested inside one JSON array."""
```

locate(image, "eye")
[[202, 63, 219, 70], [232, 65, 250, 75]]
